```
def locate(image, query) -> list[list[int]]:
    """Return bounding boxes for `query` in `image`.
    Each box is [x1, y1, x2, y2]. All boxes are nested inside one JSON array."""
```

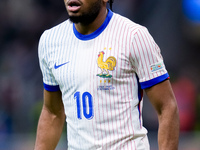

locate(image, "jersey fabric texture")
[[38, 9, 169, 150]]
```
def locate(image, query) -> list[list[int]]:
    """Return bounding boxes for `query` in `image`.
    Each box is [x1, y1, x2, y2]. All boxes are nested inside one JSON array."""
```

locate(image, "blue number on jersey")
[[74, 91, 94, 120]]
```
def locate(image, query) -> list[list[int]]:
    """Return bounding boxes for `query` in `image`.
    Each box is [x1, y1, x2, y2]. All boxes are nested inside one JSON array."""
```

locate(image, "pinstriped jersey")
[[38, 9, 169, 150]]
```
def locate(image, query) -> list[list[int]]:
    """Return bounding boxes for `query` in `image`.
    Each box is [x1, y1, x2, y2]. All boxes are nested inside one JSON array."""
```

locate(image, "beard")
[[69, 0, 102, 24]]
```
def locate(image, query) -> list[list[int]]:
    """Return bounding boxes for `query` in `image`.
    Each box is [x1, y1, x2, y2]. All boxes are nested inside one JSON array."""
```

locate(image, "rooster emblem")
[[97, 51, 117, 78]]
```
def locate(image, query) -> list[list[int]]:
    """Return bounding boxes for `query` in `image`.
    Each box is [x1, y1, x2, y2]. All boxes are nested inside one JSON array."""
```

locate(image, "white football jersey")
[[38, 9, 169, 150]]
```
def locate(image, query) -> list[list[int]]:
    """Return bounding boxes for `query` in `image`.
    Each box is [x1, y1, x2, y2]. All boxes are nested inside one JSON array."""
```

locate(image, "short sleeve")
[[38, 31, 60, 91], [130, 27, 169, 89]]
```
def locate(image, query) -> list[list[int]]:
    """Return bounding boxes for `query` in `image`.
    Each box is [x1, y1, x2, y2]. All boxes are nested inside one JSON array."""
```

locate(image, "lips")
[[67, 0, 82, 12]]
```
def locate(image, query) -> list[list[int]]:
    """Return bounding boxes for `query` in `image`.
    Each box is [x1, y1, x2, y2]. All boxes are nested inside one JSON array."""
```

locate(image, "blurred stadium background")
[[0, 0, 200, 149]]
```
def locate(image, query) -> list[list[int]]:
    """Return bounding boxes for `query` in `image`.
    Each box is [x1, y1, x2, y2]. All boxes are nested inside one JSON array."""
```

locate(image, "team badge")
[[96, 50, 117, 91], [96, 51, 117, 78]]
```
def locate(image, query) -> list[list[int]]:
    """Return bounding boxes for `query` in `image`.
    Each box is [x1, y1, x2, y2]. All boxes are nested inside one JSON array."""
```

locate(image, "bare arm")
[[35, 89, 66, 150], [145, 80, 179, 150]]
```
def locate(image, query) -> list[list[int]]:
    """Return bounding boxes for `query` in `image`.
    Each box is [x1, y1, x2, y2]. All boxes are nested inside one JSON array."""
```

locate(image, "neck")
[[75, 8, 108, 35]]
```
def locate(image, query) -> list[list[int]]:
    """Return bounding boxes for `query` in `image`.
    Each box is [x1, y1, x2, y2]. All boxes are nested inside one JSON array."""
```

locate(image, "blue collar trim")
[[73, 9, 113, 41]]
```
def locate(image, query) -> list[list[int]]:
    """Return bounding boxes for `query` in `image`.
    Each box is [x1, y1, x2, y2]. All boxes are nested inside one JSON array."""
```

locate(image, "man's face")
[[64, 0, 103, 24]]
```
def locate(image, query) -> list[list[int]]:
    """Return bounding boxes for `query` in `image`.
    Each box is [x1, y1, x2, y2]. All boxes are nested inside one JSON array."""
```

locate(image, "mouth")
[[67, 0, 82, 12]]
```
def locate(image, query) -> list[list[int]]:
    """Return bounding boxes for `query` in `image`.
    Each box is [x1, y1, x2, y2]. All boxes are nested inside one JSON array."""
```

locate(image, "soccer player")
[[35, 0, 179, 149]]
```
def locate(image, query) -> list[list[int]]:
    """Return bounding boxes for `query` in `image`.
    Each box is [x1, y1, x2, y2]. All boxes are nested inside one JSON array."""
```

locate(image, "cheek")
[[64, 0, 67, 5]]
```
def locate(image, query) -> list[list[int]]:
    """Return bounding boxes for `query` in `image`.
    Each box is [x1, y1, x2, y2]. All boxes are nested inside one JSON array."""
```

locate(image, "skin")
[[35, 0, 179, 149], [145, 80, 179, 150], [35, 90, 65, 150], [64, 0, 109, 35]]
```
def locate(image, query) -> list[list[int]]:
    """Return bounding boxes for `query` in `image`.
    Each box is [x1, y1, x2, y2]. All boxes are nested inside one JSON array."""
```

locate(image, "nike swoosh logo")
[[54, 61, 69, 69]]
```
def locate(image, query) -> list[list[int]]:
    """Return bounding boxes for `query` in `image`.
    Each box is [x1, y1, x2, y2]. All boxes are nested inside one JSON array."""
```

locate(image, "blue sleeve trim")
[[140, 73, 169, 89], [43, 83, 60, 92]]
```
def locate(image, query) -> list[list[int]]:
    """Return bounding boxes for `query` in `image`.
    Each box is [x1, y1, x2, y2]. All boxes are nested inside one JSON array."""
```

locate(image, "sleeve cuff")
[[43, 83, 60, 92], [140, 73, 169, 89]]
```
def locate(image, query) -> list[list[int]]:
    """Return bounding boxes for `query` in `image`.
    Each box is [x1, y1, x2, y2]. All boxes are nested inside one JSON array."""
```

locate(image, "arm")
[[145, 80, 179, 150], [35, 89, 66, 150]]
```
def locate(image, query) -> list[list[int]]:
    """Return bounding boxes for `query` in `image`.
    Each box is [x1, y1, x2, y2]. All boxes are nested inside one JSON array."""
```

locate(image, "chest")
[[47, 37, 135, 92]]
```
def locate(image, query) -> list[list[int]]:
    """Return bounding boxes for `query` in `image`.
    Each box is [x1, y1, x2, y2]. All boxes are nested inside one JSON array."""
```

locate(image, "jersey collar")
[[73, 9, 113, 41]]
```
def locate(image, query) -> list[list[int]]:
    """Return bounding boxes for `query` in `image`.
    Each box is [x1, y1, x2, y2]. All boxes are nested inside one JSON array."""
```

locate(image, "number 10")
[[74, 91, 94, 120]]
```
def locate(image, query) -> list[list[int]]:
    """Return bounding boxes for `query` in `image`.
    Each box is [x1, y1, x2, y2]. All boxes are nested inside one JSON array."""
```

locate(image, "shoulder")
[[108, 12, 153, 45], [41, 19, 72, 39], [38, 19, 72, 58], [111, 12, 147, 35], [38, 19, 72, 49]]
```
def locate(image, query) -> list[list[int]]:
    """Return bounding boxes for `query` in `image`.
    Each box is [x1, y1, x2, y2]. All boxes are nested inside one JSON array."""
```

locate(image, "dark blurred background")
[[0, 0, 200, 149]]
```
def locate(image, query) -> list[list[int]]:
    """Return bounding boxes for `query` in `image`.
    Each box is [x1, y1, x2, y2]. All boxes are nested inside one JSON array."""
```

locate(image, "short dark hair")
[[109, 0, 114, 11]]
